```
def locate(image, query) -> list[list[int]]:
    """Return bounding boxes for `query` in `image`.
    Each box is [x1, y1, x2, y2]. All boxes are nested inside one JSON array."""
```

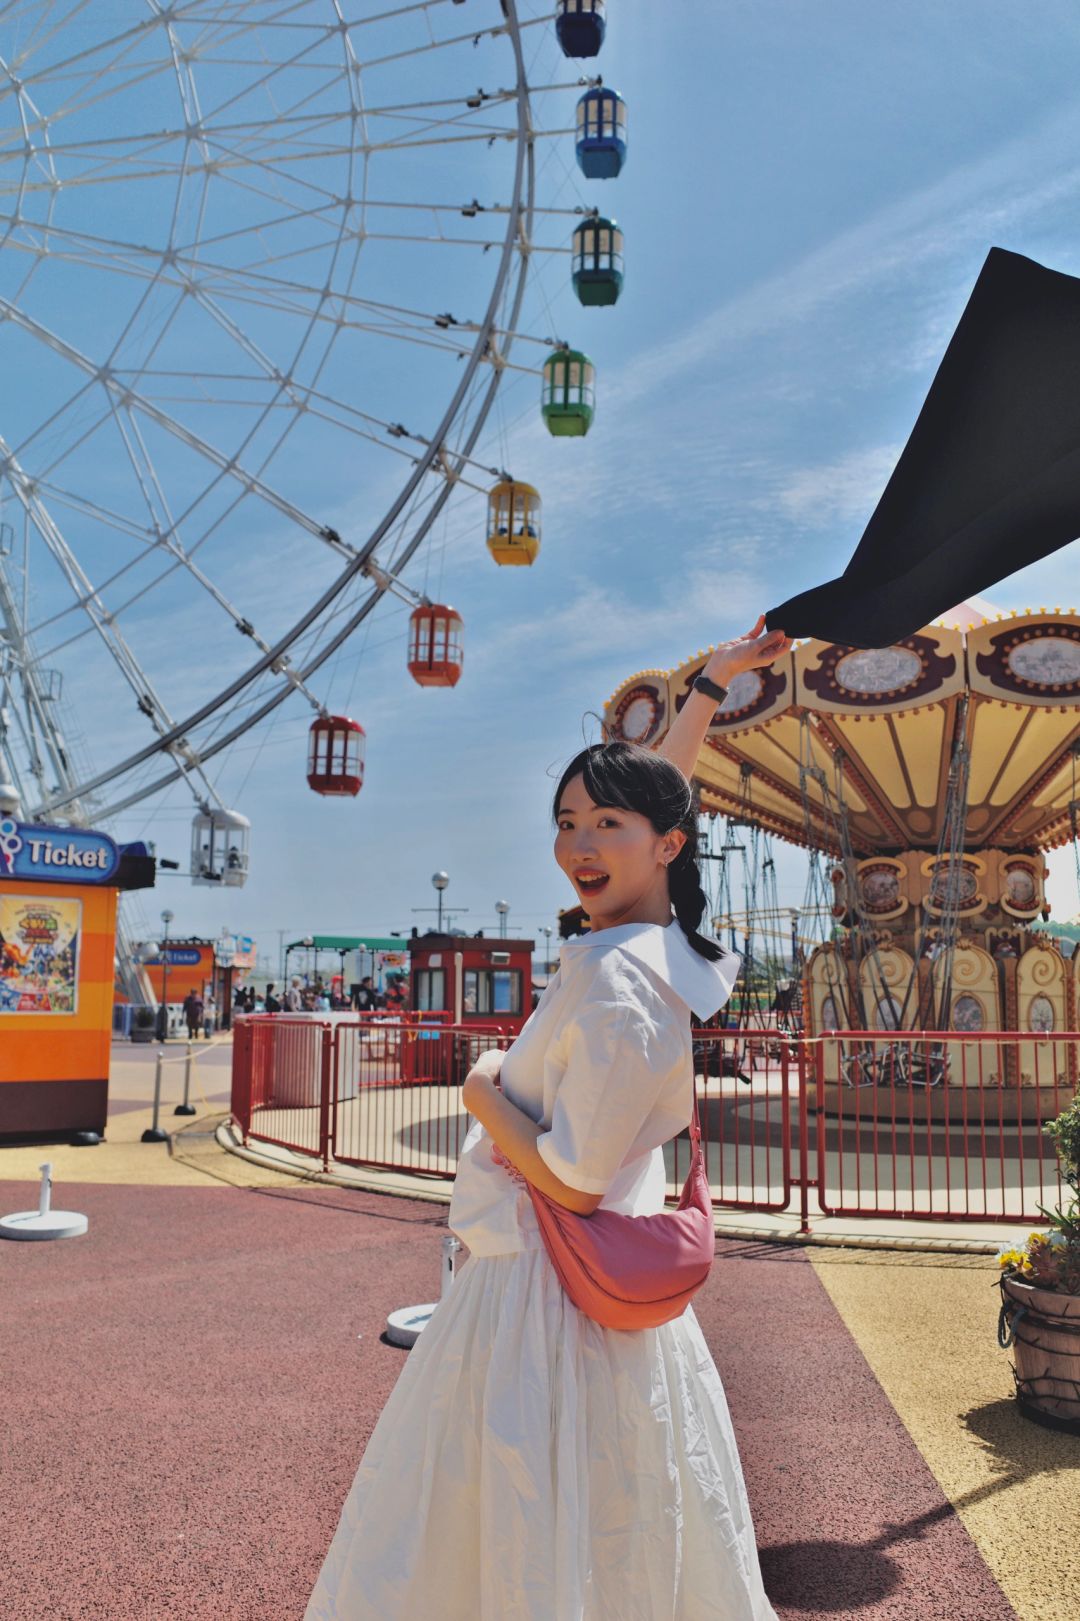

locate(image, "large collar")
[[559, 920, 741, 1022]]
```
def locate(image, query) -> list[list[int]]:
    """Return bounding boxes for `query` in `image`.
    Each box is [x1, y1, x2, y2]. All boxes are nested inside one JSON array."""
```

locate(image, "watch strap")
[[692, 673, 729, 704]]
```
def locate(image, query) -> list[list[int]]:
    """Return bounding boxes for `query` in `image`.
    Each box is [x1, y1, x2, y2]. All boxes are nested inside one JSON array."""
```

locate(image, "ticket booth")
[[0, 817, 155, 1142], [408, 931, 534, 1035]]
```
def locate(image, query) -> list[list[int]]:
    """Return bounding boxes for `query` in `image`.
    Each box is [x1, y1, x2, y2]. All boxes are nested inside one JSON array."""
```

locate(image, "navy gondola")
[[571, 215, 624, 306], [556, 0, 606, 58], [575, 86, 627, 179]]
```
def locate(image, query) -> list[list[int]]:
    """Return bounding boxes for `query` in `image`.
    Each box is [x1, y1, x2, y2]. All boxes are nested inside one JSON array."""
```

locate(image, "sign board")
[[0, 895, 81, 1015], [0, 818, 119, 885]]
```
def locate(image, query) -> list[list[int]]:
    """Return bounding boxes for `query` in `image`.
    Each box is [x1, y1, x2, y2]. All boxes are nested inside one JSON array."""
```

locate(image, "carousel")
[[604, 602, 1080, 1119]]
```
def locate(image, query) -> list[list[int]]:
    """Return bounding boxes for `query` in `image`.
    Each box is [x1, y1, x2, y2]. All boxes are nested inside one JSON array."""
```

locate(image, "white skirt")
[[304, 1248, 778, 1621]]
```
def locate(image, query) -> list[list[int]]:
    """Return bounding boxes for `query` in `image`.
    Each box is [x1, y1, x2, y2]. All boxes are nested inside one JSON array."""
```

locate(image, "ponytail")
[[667, 812, 726, 963]]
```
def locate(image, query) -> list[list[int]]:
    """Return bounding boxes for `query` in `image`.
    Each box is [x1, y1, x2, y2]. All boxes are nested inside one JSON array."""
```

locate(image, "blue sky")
[[7, 1, 1080, 965]]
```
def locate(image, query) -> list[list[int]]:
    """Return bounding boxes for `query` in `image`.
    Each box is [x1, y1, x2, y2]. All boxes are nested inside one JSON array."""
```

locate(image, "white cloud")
[[769, 443, 904, 528]]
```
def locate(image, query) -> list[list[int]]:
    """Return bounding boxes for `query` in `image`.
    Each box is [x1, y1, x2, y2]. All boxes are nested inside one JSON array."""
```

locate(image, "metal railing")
[[229, 1018, 1076, 1230]]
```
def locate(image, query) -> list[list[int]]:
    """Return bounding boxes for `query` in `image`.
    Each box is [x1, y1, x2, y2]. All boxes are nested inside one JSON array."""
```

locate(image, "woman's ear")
[[662, 829, 688, 865]]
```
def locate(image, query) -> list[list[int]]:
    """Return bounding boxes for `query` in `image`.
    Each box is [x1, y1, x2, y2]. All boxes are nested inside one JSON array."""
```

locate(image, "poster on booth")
[[0, 895, 81, 1015]]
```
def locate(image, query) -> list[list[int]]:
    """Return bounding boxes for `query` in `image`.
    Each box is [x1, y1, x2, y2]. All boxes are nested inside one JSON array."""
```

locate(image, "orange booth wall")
[[0, 879, 118, 1136], [142, 944, 216, 1004]]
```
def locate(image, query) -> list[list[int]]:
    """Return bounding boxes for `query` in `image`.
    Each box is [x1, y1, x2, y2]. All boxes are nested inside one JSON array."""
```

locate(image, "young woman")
[[304, 615, 792, 1621]]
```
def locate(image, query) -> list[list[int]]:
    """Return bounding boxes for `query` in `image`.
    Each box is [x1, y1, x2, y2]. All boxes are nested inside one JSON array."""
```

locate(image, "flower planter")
[[998, 1274, 1080, 1434]]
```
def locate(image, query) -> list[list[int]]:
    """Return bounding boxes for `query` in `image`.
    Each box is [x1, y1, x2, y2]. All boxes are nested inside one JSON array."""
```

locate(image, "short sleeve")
[[535, 957, 686, 1196]]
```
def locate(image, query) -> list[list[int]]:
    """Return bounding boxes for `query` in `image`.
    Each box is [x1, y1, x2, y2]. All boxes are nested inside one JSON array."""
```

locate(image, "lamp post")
[[156, 909, 174, 1041], [495, 899, 509, 939], [541, 924, 553, 972], [433, 871, 449, 932]]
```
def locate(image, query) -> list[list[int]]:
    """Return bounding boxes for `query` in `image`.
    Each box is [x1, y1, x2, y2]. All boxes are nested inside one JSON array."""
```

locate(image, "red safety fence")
[[230, 1017, 1076, 1230]]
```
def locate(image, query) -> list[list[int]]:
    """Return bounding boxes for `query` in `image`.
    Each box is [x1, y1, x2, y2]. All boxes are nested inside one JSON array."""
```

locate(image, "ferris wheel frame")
[[0, 0, 540, 828]]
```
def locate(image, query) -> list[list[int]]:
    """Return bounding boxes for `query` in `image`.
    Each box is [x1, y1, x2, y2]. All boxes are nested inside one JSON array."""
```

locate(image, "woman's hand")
[[704, 615, 794, 688]]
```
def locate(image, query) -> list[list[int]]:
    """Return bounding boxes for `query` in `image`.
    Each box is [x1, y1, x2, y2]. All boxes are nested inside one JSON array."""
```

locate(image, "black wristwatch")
[[692, 672, 729, 705]]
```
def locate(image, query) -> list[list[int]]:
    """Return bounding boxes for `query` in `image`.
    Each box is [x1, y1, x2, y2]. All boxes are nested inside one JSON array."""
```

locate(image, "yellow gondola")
[[487, 479, 541, 565]]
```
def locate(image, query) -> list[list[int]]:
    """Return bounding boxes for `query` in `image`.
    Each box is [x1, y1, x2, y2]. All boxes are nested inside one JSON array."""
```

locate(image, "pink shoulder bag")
[[496, 1085, 715, 1332]]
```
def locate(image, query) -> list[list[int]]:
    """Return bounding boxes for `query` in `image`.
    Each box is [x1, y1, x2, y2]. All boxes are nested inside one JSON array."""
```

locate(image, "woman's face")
[[554, 773, 686, 931]]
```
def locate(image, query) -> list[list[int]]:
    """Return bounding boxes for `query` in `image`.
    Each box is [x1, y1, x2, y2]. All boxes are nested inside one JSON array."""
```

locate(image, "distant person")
[[264, 983, 281, 1013], [244, 987, 256, 1013], [202, 992, 216, 1039], [353, 976, 377, 1013], [182, 988, 203, 1041], [233, 982, 247, 1010], [285, 978, 303, 1012]]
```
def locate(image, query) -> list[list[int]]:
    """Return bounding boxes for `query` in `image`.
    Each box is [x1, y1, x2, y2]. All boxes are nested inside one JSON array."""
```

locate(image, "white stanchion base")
[[386, 1302, 438, 1348], [0, 1210, 89, 1241]]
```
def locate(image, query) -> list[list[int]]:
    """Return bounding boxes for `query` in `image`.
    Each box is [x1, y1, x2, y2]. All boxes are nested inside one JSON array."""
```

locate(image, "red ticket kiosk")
[[408, 930, 534, 1036]]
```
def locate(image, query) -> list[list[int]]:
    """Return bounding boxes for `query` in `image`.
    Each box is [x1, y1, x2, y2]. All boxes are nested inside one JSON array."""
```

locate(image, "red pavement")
[[2, 1182, 1017, 1621]]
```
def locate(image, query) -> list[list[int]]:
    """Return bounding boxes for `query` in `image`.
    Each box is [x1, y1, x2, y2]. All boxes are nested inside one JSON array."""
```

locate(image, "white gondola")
[[190, 808, 251, 888]]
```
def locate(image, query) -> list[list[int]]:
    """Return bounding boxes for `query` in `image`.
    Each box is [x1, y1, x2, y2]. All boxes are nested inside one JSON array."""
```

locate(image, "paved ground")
[[1, 1039, 1077, 1620]]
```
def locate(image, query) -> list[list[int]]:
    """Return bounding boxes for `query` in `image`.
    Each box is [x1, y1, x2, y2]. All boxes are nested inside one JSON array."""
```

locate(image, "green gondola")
[[541, 348, 595, 437], [572, 216, 624, 307]]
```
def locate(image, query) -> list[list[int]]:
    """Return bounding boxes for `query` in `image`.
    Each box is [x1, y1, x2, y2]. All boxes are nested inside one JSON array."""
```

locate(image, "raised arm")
[[656, 614, 794, 781]]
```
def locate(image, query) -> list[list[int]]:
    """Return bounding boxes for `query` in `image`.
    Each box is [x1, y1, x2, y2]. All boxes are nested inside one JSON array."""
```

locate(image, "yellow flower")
[[998, 1250, 1025, 1269]]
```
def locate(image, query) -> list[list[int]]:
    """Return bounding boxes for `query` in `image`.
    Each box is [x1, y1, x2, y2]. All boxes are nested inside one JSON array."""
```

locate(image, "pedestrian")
[[353, 976, 377, 1013], [302, 616, 791, 1620], [264, 983, 282, 1013], [182, 988, 203, 1042], [244, 987, 256, 1013], [285, 977, 303, 1012], [202, 992, 216, 1039]]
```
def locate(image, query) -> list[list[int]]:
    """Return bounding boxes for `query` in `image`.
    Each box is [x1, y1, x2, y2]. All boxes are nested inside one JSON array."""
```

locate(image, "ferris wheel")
[[0, 0, 626, 891]]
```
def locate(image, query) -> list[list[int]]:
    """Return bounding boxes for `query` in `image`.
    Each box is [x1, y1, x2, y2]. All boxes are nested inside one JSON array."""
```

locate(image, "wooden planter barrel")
[[998, 1274, 1080, 1434]]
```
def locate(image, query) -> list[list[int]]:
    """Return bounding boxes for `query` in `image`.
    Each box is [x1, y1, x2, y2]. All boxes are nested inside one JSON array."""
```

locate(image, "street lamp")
[[433, 871, 449, 932], [495, 899, 509, 939], [541, 924, 553, 972], [156, 909, 175, 1040]]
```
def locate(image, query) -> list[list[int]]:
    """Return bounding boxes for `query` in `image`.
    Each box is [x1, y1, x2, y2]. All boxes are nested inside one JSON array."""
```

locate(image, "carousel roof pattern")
[[605, 609, 1080, 858]]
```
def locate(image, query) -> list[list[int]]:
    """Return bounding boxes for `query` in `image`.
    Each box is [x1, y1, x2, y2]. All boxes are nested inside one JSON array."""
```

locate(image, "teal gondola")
[[571, 215, 624, 307]]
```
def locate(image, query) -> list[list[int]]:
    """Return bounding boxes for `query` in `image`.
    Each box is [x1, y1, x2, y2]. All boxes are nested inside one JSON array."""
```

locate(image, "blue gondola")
[[571, 215, 624, 306], [575, 86, 627, 179], [556, 0, 606, 58]]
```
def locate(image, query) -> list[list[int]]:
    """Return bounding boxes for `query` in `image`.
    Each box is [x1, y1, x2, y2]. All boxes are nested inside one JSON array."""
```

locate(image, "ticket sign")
[[0, 818, 119, 884]]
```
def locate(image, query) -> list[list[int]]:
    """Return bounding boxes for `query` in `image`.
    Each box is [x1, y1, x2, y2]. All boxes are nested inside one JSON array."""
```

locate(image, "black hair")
[[552, 742, 725, 962]]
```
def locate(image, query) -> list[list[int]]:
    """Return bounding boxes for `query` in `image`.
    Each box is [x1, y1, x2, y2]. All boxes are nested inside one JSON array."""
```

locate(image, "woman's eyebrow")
[[556, 804, 616, 817]]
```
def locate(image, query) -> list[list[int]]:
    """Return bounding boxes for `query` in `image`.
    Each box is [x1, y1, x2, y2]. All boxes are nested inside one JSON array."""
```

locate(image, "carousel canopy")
[[604, 607, 1080, 857]]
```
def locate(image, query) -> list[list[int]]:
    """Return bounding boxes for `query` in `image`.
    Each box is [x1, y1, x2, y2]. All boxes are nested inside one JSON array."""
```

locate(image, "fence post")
[[319, 1024, 333, 1173], [141, 1050, 169, 1143], [797, 1040, 811, 1235]]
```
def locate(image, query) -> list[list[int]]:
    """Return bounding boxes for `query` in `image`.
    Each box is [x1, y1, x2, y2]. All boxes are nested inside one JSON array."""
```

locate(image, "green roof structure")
[[285, 935, 406, 952]]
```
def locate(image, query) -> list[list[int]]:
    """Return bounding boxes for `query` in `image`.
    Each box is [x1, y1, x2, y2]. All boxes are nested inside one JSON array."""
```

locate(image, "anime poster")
[[0, 895, 81, 1014]]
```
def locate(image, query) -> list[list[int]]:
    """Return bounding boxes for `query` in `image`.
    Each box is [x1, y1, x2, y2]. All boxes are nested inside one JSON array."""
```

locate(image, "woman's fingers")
[[743, 613, 766, 640]]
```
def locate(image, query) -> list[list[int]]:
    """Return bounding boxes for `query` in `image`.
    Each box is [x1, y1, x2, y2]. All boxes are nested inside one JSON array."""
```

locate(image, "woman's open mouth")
[[575, 870, 610, 896]]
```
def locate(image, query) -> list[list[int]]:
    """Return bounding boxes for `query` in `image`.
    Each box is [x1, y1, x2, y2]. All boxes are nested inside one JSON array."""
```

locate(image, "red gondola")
[[408, 603, 464, 687], [307, 714, 365, 796]]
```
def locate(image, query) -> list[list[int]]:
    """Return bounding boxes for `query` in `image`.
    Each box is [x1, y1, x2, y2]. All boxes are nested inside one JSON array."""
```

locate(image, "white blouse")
[[447, 919, 741, 1258]]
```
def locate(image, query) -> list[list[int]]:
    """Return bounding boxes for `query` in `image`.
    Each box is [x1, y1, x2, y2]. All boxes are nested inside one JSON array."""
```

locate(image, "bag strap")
[[688, 1083, 702, 1148]]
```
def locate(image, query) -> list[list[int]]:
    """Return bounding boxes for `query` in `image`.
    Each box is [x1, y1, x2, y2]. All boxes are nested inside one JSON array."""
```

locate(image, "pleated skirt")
[[303, 1247, 778, 1621]]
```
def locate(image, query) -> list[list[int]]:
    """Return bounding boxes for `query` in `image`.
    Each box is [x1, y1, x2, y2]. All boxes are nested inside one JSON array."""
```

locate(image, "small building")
[[139, 934, 257, 1020], [1, 818, 155, 1141], [408, 930, 534, 1034]]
